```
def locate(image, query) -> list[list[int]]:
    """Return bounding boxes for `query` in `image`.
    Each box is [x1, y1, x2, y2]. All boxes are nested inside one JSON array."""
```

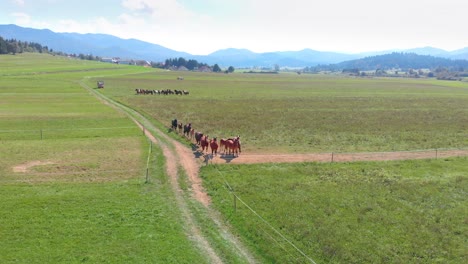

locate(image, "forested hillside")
[[311, 52, 468, 71], [0, 36, 49, 54]]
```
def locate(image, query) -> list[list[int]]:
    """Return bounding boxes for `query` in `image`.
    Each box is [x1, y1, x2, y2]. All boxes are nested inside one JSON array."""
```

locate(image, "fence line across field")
[[0, 126, 140, 140], [216, 168, 317, 263], [0, 126, 136, 133], [12, 169, 143, 176]]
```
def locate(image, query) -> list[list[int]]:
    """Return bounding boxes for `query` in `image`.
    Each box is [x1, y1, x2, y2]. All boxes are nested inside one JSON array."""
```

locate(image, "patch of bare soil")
[[12, 161, 55, 173]]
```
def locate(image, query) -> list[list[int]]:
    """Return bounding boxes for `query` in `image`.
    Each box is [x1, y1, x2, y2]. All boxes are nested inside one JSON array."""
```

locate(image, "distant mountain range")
[[1, 24, 467, 68], [315, 52, 468, 71]]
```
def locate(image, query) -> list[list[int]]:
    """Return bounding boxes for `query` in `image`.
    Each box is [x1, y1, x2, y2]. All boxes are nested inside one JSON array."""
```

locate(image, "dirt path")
[[80, 82, 249, 263], [203, 149, 468, 164], [135, 124, 227, 263], [138, 124, 257, 263]]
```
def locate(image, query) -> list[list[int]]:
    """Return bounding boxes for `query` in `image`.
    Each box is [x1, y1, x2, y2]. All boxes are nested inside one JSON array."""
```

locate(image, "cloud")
[[12, 12, 31, 24], [121, 0, 153, 14], [121, 0, 190, 19], [5, 0, 466, 55], [12, 0, 25, 6]]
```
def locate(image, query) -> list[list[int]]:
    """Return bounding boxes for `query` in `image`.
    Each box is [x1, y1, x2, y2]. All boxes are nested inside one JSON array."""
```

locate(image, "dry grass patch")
[[3, 137, 144, 183]]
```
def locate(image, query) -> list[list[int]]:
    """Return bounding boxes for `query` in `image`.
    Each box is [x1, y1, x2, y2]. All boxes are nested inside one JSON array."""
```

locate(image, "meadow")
[[0, 53, 207, 263], [92, 67, 468, 262], [2, 53, 467, 263], [94, 70, 468, 153], [201, 158, 468, 263]]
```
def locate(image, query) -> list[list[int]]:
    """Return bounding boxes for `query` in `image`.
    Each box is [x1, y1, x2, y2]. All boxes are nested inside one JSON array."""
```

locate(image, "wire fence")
[[327, 147, 468, 162], [210, 146, 468, 263], [216, 168, 318, 263], [0, 126, 142, 140]]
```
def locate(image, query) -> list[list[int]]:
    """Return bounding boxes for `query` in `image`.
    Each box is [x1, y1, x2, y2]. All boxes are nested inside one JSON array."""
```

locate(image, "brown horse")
[[177, 123, 183, 134], [226, 136, 240, 156], [200, 135, 209, 153], [210, 137, 219, 156], [219, 138, 228, 153], [236, 136, 241, 154], [189, 128, 195, 140]]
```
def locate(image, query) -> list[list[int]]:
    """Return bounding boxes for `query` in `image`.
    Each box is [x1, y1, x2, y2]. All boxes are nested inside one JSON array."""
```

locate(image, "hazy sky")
[[1, 0, 467, 55]]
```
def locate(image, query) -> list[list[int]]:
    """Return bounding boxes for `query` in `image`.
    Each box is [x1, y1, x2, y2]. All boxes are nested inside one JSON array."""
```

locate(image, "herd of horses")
[[171, 119, 241, 157], [135, 89, 189, 95]]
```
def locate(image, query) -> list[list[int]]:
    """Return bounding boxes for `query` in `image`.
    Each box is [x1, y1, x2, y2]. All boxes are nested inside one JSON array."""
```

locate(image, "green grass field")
[[0, 53, 206, 263], [201, 158, 468, 263], [2, 53, 467, 263], [94, 70, 468, 153], [93, 64, 467, 263]]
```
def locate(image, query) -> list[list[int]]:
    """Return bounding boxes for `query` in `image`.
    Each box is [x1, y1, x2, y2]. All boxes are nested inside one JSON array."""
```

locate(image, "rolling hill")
[[314, 52, 468, 71], [1, 24, 467, 67]]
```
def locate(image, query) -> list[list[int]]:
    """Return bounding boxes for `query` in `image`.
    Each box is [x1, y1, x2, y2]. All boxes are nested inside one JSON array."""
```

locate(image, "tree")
[[187, 59, 198, 70], [177, 57, 187, 67], [228, 66, 235, 73], [0, 37, 7, 54], [213, 64, 221, 72], [7, 41, 18, 54]]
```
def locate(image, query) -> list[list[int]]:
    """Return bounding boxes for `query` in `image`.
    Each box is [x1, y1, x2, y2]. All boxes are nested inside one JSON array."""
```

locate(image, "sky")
[[1, 0, 467, 55]]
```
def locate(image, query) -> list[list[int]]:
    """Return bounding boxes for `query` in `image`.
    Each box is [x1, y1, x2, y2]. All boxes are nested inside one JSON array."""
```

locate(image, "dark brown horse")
[[183, 123, 192, 137], [171, 119, 178, 131], [195, 131, 204, 145], [200, 135, 209, 153]]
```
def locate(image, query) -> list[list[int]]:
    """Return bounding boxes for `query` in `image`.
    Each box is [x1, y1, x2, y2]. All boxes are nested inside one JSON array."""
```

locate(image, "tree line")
[[301, 52, 468, 80], [0, 36, 101, 61], [305, 52, 468, 72], [0, 36, 49, 54], [153, 57, 235, 73]]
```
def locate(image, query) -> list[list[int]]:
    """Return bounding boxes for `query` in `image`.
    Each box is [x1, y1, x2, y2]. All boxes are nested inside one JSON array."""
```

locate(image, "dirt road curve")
[[203, 149, 468, 164]]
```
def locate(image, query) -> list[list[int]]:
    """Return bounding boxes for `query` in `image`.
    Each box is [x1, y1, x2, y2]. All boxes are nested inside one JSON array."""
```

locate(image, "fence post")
[[331, 152, 334, 163], [142, 126, 145, 135], [40, 129, 43, 140], [145, 141, 152, 184], [233, 193, 237, 213], [435, 148, 438, 159]]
